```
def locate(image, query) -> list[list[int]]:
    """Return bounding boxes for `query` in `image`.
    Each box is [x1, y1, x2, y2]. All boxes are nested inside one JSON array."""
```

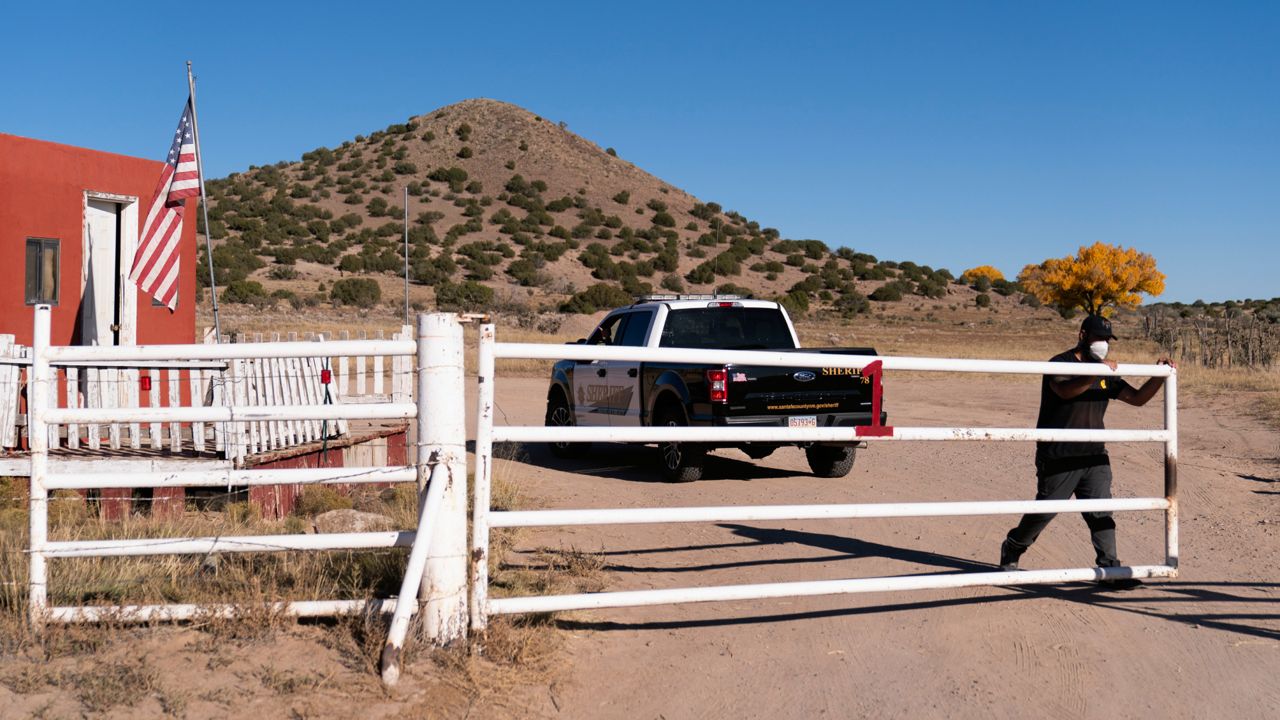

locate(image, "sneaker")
[[1098, 577, 1144, 590], [998, 539, 1022, 571]]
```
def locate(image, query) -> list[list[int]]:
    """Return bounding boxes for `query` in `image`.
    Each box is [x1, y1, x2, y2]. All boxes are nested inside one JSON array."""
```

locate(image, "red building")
[[0, 133, 197, 347]]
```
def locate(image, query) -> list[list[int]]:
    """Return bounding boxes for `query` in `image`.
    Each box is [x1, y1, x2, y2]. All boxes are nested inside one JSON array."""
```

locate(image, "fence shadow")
[[485, 440, 799, 483], [555, 580, 1280, 642]]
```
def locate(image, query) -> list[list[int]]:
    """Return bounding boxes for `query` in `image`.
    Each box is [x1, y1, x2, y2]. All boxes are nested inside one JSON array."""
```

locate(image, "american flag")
[[130, 98, 200, 310]]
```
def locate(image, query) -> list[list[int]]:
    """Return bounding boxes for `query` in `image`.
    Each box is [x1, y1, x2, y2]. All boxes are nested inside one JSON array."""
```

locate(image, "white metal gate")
[[469, 324, 1178, 628], [23, 307, 471, 685]]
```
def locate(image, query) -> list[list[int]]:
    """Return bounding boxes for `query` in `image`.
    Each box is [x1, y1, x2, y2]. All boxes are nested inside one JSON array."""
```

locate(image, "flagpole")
[[187, 61, 222, 342], [403, 186, 410, 325]]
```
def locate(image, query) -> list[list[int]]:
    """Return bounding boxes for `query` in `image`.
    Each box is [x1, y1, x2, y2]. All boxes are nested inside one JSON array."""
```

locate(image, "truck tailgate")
[[725, 348, 878, 416]]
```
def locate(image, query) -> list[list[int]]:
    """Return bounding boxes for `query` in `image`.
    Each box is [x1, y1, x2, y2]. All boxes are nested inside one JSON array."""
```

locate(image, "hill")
[[200, 98, 1030, 317]]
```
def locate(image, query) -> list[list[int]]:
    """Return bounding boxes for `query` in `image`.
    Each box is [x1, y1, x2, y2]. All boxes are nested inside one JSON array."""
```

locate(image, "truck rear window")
[[659, 308, 795, 350]]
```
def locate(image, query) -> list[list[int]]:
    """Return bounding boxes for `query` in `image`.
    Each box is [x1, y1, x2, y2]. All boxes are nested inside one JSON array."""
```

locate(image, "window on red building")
[[24, 237, 60, 305]]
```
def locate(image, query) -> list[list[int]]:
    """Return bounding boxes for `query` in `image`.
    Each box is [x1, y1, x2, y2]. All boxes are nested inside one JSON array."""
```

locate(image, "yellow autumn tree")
[[960, 265, 1005, 284], [1017, 242, 1165, 316]]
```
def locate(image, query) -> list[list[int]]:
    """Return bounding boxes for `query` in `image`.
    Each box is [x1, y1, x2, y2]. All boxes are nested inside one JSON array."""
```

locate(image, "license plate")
[[788, 415, 817, 428]]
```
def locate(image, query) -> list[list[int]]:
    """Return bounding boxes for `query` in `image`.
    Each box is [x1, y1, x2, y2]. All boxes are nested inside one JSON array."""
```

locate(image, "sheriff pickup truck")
[[544, 295, 885, 482]]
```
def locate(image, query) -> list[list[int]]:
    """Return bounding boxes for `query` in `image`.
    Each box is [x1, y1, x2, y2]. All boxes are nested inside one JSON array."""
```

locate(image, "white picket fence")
[[24, 307, 469, 687], [467, 324, 1179, 627], [0, 334, 25, 449], [0, 327, 413, 464]]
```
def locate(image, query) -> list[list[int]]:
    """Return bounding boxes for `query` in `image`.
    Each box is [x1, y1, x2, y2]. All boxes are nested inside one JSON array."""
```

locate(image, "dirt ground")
[[482, 374, 1280, 720], [3, 371, 1277, 719]]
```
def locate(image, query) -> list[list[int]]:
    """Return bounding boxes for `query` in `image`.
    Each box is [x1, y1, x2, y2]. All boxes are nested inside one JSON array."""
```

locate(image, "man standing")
[[1000, 314, 1173, 588]]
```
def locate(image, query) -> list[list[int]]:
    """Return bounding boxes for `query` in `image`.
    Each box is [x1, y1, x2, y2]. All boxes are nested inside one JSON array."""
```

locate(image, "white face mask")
[[1088, 341, 1109, 361]]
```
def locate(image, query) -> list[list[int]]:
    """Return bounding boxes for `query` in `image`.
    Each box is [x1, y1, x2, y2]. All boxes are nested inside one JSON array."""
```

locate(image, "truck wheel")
[[655, 407, 704, 483], [545, 391, 589, 458], [806, 446, 856, 478]]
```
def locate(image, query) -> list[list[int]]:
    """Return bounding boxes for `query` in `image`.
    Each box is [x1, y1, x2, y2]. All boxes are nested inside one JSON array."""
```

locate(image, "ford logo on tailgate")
[[793, 371, 816, 382]]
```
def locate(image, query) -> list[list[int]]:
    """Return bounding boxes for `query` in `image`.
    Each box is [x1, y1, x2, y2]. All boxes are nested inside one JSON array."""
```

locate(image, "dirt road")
[[486, 374, 1280, 719], [2, 372, 1274, 719]]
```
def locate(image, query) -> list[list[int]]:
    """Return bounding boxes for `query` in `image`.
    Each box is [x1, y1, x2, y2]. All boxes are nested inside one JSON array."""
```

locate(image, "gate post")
[[28, 305, 51, 628], [417, 313, 468, 643], [1164, 367, 1179, 571]]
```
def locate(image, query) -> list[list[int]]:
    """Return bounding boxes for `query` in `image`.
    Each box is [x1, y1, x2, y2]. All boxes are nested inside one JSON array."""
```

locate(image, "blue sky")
[[3, 1, 1276, 303]]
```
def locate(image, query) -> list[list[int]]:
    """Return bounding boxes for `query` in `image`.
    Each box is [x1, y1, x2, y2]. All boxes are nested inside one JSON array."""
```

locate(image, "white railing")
[[0, 327, 414, 463], [205, 327, 415, 406], [469, 326, 1178, 628], [25, 307, 470, 686]]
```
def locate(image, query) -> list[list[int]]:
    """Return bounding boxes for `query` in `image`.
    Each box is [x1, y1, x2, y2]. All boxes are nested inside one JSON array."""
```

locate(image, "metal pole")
[[1164, 368, 1179, 571], [470, 323, 495, 631], [417, 313, 468, 643], [381, 463, 450, 685], [28, 305, 52, 628], [187, 61, 221, 342], [403, 187, 410, 325]]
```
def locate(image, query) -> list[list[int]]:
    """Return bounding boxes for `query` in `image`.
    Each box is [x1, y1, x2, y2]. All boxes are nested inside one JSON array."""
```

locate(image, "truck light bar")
[[634, 294, 751, 302]]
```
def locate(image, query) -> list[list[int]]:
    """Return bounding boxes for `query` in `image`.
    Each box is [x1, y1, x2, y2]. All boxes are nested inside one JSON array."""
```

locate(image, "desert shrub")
[[222, 280, 269, 305], [457, 146, 473, 159], [660, 273, 684, 292], [646, 199, 668, 212], [834, 291, 870, 316], [973, 276, 992, 292], [435, 280, 493, 311], [1020, 293, 1042, 308], [991, 278, 1020, 296], [428, 166, 468, 184], [684, 264, 714, 285], [652, 211, 675, 228], [606, 147, 617, 156], [330, 278, 382, 308], [778, 290, 810, 316], [393, 160, 418, 175], [613, 190, 630, 204], [455, 123, 472, 141], [268, 265, 299, 280], [560, 283, 632, 313], [715, 283, 752, 296], [412, 255, 457, 285], [506, 258, 547, 287], [916, 279, 947, 299], [975, 293, 992, 308], [338, 255, 365, 274], [870, 283, 904, 302]]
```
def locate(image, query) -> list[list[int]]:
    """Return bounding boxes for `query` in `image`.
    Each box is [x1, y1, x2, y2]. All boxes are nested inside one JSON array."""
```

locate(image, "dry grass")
[[71, 659, 160, 713], [0, 436, 601, 715]]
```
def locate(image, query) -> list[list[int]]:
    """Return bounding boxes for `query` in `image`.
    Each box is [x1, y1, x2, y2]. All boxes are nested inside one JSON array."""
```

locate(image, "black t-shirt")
[[1035, 349, 1134, 470]]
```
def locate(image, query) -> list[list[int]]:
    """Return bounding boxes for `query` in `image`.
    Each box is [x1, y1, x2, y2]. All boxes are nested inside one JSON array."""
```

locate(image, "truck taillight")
[[706, 367, 728, 404]]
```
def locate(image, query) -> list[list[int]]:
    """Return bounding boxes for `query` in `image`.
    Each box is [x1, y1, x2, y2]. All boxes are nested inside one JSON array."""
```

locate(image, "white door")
[[82, 199, 121, 346]]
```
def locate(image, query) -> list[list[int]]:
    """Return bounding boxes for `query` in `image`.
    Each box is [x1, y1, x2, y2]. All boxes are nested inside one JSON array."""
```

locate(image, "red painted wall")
[[0, 133, 197, 346]]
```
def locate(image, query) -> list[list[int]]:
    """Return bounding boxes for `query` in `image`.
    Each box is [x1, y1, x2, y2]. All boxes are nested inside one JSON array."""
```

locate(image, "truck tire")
[[806, 445, 856, 478], [655, 406, 705, 483], [545, 390, 589, 458]]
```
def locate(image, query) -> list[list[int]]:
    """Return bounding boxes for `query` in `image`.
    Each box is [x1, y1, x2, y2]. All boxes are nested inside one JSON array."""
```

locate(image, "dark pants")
[[1004, 461, 1119, 567]]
